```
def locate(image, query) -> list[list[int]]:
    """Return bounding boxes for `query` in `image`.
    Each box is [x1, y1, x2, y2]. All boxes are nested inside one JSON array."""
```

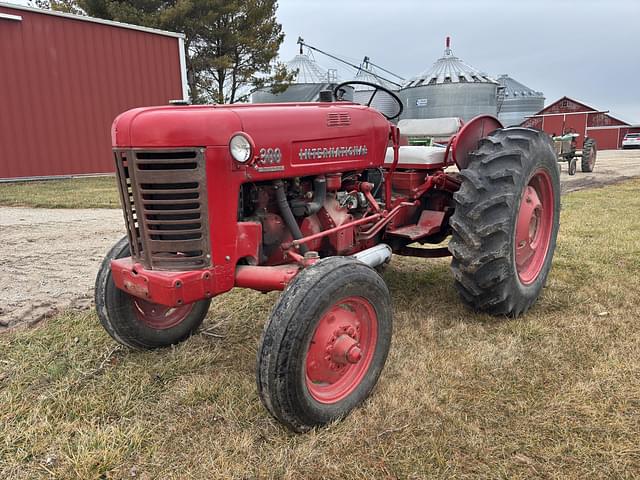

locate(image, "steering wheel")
[[333, 81, 403, 120]]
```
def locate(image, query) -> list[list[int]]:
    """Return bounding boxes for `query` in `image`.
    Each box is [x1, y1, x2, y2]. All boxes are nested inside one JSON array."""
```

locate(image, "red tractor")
[[95, 82, 560, 432]]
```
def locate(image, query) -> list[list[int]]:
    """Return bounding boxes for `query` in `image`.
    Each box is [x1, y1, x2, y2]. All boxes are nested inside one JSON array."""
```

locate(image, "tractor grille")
[[113, 148, 210, 271]]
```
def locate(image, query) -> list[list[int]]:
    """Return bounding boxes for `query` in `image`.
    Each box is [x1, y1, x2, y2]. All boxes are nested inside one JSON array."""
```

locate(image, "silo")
[[351, 61, 401, 119], [496, 74, 545, 126], [251, 49, 338, 103], [398, 38, 500, 122]]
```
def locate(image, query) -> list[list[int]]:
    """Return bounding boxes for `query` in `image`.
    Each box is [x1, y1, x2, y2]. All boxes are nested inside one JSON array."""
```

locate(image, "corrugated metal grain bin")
[[0, 3, 187, 179], [398, 38, 500, 122]]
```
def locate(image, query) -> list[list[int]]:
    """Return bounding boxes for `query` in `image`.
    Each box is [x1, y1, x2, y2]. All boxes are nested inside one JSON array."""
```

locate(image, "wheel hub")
[[132, 298, 194, 330], [305, 296, 378, 403], [331, 334, 362, 365], [514, 170, 555, 285]]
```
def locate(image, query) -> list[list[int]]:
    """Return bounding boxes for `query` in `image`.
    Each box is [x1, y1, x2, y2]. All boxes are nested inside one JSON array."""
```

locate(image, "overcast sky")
[[9, 0, 639, 122], [276, 0, 640, 123]]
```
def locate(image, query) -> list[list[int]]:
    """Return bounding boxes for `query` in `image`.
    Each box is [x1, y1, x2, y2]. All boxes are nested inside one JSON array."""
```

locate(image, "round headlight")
[[229, 134, 253, 163]]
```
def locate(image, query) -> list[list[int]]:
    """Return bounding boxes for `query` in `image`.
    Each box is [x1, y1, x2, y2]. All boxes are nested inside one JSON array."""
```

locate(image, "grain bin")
[[496, 74, 545, 126], [398, 37, 500, 122], [251, 48, 338, 103]]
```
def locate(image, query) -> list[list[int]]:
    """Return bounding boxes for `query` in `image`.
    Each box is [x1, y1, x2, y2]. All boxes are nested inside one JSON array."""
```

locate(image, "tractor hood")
[[111, 103, 391, 151], [111, 105, 243, 148]]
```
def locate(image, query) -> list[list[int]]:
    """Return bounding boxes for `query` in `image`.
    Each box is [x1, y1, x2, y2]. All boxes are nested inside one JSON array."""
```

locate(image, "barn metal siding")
[[0, 5, 184, 179]]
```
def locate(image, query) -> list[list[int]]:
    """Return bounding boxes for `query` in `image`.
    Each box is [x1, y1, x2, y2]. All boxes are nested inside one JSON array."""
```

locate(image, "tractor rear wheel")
[[95, 236, 211, 349], [257, 257, 392, 432], [581, 138, 597, 172], [449, 127, 560, 316]]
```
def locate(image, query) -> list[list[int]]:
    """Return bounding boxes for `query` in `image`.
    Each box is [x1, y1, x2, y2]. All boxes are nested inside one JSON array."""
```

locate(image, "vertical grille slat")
[[113, 148, 210, 271]]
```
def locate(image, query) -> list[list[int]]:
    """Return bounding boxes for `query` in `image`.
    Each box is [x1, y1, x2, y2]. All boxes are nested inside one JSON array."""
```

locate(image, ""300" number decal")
[[259, 147, 282, 164]]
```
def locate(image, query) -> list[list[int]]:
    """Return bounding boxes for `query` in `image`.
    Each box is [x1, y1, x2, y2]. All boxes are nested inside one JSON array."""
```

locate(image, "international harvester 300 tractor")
[[96, 82, 560, 432]]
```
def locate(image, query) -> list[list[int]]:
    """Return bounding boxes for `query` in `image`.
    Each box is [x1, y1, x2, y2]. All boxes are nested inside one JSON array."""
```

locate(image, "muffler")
[[352, 244, 392, 269]]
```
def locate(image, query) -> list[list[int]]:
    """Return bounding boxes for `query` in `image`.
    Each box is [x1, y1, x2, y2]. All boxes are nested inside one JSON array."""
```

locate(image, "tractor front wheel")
[[449, 127, 560, 316], [95, 236, 211, 349], [257, 257, 392, 432]]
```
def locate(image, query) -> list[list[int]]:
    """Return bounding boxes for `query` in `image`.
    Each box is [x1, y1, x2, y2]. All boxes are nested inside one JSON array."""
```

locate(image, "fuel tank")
[[111, 102, 392, 174]]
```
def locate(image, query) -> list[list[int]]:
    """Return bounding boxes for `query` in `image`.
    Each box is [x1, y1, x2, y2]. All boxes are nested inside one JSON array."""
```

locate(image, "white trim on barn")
[[526, 110, 609, 118], [0, 11, 22, 21], [178, 37, 190, 102], [0, 2, 184, 38], [586, 125, 626, 130]]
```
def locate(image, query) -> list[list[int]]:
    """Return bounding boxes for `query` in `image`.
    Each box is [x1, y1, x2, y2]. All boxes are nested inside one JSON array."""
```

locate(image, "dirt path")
[[0, 208, 123, 329], [560, 149, 640, 193], [1, 150, 639, 330]]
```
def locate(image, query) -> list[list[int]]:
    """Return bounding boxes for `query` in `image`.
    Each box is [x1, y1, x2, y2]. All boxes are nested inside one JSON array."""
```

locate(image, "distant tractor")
[[95, 82, 561, 432], [552, 132, 597, 175]]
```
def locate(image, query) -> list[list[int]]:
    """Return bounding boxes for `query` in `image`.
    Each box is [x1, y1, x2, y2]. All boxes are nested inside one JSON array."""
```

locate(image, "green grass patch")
[[1, 180, 640, 478], [0, 176, 119, 209]]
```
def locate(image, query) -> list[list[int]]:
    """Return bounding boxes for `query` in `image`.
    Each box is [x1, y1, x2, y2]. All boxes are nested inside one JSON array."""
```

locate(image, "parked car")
[[622, 133, 640, 149]]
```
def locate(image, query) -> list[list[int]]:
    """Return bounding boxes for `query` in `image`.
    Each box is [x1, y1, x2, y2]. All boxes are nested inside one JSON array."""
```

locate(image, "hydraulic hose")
[[273, 180, 308, 254]]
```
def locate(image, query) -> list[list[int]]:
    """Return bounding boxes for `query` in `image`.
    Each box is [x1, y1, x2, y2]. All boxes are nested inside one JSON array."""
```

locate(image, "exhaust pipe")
[[352, 244, 392, 269]]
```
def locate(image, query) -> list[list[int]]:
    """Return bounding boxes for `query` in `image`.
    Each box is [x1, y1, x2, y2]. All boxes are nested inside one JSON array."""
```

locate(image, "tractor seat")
[[384, 146, 447, 169]]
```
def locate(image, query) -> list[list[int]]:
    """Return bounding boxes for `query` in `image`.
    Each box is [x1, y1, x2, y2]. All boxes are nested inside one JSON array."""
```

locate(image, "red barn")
[[521, 96, 639, 150], [0, 3, 187, 179]]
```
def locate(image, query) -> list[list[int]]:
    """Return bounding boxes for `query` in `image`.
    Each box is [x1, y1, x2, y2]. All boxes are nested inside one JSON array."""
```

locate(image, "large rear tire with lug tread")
[[581, 137, 597, 172], [95, 236, 211, 349], [449, 127, 560, 317], [257, 257, 392, 432]]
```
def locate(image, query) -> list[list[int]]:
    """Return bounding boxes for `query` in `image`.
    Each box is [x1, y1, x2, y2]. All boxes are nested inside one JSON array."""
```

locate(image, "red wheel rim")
[[132, 297, 194, 329], [305, 296, 378, 404], [515, 168, 555, 285]]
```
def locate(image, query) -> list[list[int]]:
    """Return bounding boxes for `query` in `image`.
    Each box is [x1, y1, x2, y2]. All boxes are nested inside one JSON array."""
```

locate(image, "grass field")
[[0, 176, 119, 209], [1, 180, 640, 479]]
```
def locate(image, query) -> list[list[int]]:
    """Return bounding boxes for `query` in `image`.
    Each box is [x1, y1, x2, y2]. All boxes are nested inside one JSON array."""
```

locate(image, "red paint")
[[108, 105, 495, 307], [451, 115, 503, 169], [305, 296, 378, 404], [0, 5, 183, 179], [586, 128, 623, 150], [235, 265, 300, 291], [515, 169, 554, 285], [133, 298, 194, 329]]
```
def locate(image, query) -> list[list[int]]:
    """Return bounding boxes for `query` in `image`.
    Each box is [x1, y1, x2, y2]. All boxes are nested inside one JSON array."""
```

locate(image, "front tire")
[[95, 236, 211, 349], [449, 127, 560, 316], [257, 257, 392, 432]]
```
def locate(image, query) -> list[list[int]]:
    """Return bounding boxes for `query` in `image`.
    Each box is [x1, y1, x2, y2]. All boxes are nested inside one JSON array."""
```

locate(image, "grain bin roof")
[[497, 74, 543, 97], [286, 53, 330, 84], [353, 68, 396, 90], [403, 38, 497, 88]]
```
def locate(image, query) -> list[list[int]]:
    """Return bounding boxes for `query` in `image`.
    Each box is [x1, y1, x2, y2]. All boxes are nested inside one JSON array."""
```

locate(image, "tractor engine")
[[239, 169, 385, 264]]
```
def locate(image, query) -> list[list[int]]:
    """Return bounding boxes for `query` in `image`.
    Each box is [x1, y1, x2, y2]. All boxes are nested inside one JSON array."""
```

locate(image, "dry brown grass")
[[1, 180, 640, 479], [0, 176, 119, 209]]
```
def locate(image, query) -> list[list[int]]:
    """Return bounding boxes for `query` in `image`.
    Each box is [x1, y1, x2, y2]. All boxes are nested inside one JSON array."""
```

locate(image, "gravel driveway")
[[0, 208, 123, 329], [1, 150, 639, 330]]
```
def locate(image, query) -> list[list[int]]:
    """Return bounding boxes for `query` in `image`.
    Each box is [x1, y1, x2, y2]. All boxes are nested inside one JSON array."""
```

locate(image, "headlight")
[[229, 133, 253, 163]]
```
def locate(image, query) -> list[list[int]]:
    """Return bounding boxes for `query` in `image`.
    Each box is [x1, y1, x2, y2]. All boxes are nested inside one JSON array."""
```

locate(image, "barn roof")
[[0, 2, 184, 38]]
